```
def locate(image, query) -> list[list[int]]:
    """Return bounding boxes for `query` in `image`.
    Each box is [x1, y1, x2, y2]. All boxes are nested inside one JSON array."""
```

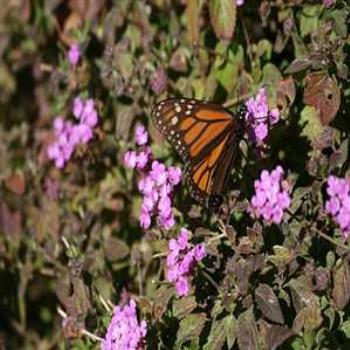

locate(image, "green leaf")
[[262, 63, 282, 84], [341, 320, 350, 337], [299, 106, 324, 144], [173, 296, 198, 319], [177, 313, 207, 345], [209, 0, 236, 42], [203, 318, 226, 350], [224, 314, 237, 349], [257, 39, 272, 60], [299, 5, 322, 37]]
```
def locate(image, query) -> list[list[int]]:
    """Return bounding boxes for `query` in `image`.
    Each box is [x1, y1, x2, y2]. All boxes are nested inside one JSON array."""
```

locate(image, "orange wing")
[[151, 98, 246, 207]]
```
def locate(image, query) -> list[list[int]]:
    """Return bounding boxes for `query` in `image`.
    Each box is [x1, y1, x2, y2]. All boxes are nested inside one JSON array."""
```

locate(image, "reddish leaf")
[[5, 172, 25, 195], [303, 72, 341, 125], [237, 308, 259, 350], [259, 320, 294, 350], [0, 202, 21, 238], [255, 284, 284, 324], [276, 77, 296, 111]]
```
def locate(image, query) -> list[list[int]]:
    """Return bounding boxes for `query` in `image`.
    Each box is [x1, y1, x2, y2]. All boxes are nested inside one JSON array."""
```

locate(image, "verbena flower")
[[102, 299, 147, 350], [236, 0, 245, 5], [166, 228, 206, 297], [124, 126, 181, 230], [249, 165, 291, 224], [245, 88, 279, 144], [47, 97, 98, 168], [68, 43, 81, 66], [325, 175, 350, 239]]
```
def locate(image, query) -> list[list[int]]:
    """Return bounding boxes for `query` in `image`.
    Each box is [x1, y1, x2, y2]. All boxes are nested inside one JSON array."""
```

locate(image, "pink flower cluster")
[[325, 175, 350, 239], [245, 88, 279, 144], [236, 0, 245, 5], [166, 228, 206, 297], [250, 166, 291, 224], [47, 97, 98, 168], [124, 125, 182, 230], [102, 299, 147, 350], [68, 43, 81, 66]]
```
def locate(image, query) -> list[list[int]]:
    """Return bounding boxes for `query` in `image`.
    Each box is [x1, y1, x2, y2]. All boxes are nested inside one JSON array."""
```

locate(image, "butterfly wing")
[[151, 97, 244, 207]]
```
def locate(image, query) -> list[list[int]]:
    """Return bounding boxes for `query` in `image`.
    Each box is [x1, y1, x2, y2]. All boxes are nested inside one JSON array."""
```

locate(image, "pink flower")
[[135, 125, 148, 146], [249, 166, 291, 224], [48, 97, 99, 168], [245, 88, 279, 145], [102, 299, 147, 350], [124, 124, 181, 230], [236, 0, 245, 5], [325, 175, 350, 239], [166, 228, 207, 297], [67, 44, 81, 66]]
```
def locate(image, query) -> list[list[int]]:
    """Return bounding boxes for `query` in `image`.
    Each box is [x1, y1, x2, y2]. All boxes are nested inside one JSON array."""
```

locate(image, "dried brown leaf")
[[303, 72, 341, 125]]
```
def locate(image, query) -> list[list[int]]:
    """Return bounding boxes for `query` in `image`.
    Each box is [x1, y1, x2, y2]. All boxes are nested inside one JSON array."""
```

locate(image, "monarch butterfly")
[[151, 97, 247, 208]]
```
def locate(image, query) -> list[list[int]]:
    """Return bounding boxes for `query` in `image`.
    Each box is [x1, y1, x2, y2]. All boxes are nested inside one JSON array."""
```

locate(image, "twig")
[[201, 269, 220, 290], [223, 93, 251, 108], [152, 252, 167, 259], [312, 227, 350, 252], [99, 294, 112, 313]]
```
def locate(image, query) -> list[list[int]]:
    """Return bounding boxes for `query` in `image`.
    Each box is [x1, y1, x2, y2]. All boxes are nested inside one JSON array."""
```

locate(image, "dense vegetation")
[[1, 0, 350, 349]]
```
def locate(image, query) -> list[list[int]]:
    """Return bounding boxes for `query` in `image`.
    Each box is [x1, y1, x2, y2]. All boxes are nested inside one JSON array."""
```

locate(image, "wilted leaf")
[[332, 260, 350, 310], [259, 320, 294, 350], [303, 72, 341, 125], [173, 296, 198, 319], [237, 308, 259, 350], [276, 77, 296, 111], [177, 313, 207, 345], [103, 237, 130, 262], [255, 284, 284, 324], [203, 318, 226, 350], [209, 0, 236, 42]]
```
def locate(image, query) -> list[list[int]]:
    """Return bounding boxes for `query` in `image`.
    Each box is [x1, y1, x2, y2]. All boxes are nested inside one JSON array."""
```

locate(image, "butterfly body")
[[151, 97, 246, 207]]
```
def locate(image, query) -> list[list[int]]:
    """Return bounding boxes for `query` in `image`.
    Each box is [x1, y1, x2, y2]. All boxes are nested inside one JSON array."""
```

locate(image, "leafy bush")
[[1, 0, 350, 349]]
